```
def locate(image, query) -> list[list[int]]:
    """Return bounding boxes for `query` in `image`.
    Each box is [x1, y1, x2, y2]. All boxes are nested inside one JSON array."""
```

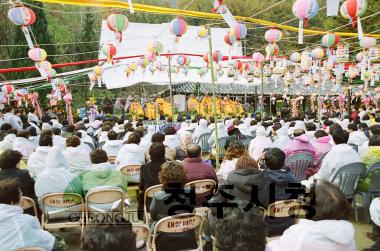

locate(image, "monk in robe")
[[222, 97, 234, 117], [155, 95, 165, 113], [129, 99, 144, 119], [163, 98, 173, 117], [187, 94, 200, 114], [201, 93, 212, 115], [145, 100, 157, 120]]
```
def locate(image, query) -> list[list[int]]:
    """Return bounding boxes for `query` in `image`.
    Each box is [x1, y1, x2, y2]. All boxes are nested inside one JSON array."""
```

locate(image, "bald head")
[[187, 144, 201, 158]]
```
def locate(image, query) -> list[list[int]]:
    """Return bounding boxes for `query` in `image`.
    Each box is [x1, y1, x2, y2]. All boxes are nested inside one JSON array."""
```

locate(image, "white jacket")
[[27, 146, 52, 178], [140, 125, 155, 150], [192, 119, 211, 142], [63, 146, 92, 175], [116, 143, 145, 169], [0, 134, 16, 151], [249, 126, 272, 161], [102, 140, 123, 156], [348, 131, 368, 146], [3, 112, 22, 130], [35, 147, 80, 199], [27, 112, 40, 126], [271, 128, 291, 150], [53, 135, 66, 151], [267, 219, 356, 251], [163, 134, 181, 148], [316, 144, 361, 182], [0, 204, 55, 251], [217, 158, 238, 182], [13, 137, 34, 158]]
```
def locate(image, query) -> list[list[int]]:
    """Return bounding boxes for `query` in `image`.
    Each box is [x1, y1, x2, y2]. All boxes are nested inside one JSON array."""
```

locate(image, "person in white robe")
[[271, 127, 291, 150], [248, 126, 272, 161], [27, 135, 53, 178], [140, 125, 155, 150], [0, 133, 16, 151], [192, 119, 211, 143], [102, 131, 123, 156], [63, 136, 92, 175], [12, 131, 34, 158], [116, 133, 145, 170]]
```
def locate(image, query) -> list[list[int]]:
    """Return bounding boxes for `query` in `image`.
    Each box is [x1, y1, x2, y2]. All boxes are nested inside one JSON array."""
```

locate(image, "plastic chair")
[[331, 162, 366, 222], [215, 137, 228, 159], [85, 188, 125, 224], [144, 184, 163, 224], [285, 153, 314, 181], [21, 196, 38, 217], [40, 193, 84, 232], [84, 142, 95, 151], [251, 131, 256, 138], [197, 133, 211, 153], [358, 161, 380, 222], [241, 138, 251, 150], [151, 213, 204, 251], [97, 141, 105, 149]]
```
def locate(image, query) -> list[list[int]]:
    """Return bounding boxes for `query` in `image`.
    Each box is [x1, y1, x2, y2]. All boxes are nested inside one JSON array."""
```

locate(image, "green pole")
[[207, 26, 220, 170], [168, 51, 175, 118]]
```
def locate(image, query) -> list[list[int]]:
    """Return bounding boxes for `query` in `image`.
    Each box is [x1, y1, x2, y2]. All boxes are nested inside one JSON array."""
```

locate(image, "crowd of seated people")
[[0, 103, 379, 250]]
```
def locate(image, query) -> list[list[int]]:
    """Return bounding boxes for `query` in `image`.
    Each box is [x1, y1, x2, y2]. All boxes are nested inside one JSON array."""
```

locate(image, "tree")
[[7, 0, 57, 80]]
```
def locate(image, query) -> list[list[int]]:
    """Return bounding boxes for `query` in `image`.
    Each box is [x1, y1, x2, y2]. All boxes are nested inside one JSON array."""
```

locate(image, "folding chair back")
[[85, 188, 125, 223], [144, 184, 163, 224], [184, 179, 216, 195], [197, 133, 211, 153], [120, 165, 142, 182], [266, 199, 305, 218], [331, 162, 366, 199], [152, 214, 203, 251], [285, 153, 314, 181], [108, 156, 117, 164], [21, 196, 37, 217], [251, 130, 256, 138], [40, 193, 83, 230], [241, 138, 251, 149], [132, 224, 150, 249]]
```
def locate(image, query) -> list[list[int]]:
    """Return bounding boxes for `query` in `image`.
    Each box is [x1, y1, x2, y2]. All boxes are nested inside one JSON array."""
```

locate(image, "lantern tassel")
[[352, 17, 357, 28], [298, 19, 304, 45], [119, 32, 123, 43], [357, 17, 364, 40]]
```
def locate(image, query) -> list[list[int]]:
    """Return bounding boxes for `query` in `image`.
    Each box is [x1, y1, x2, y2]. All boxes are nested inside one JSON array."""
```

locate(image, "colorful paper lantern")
[[8, 6, 36, 26], [359, 37, 377, 49], [213, 50, 223, 63], [356, 51, 364, 62], [169, 17, 188, 39], [137, 57, 149, 68], [203, 53, 210, 64], [224, 32, 236, 46], [230, 22, 247, 41], [265, 43, 280, 60], [265, 28, 282, 44], [145, 52, 156, 62], [28, 47, 47, 62], [101, 43, 117, 63], [93, 65, 104, 76], [290, 52, 301, 62], [198, 26, 208, 38], [321, 33, 341, 49], [148, 40, 164, 55], [106, 13, 129, 42], [311, 47, 325, 60], [156, 61, 164, 71], [340, 0, 367, 28], [129, 62, 137, 71], [2, 84, 14, 94], [235, 60, 243, 71], [176, 55, 187, 66], [252, 52, 265, 66], [292, 0, 319, 44]]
